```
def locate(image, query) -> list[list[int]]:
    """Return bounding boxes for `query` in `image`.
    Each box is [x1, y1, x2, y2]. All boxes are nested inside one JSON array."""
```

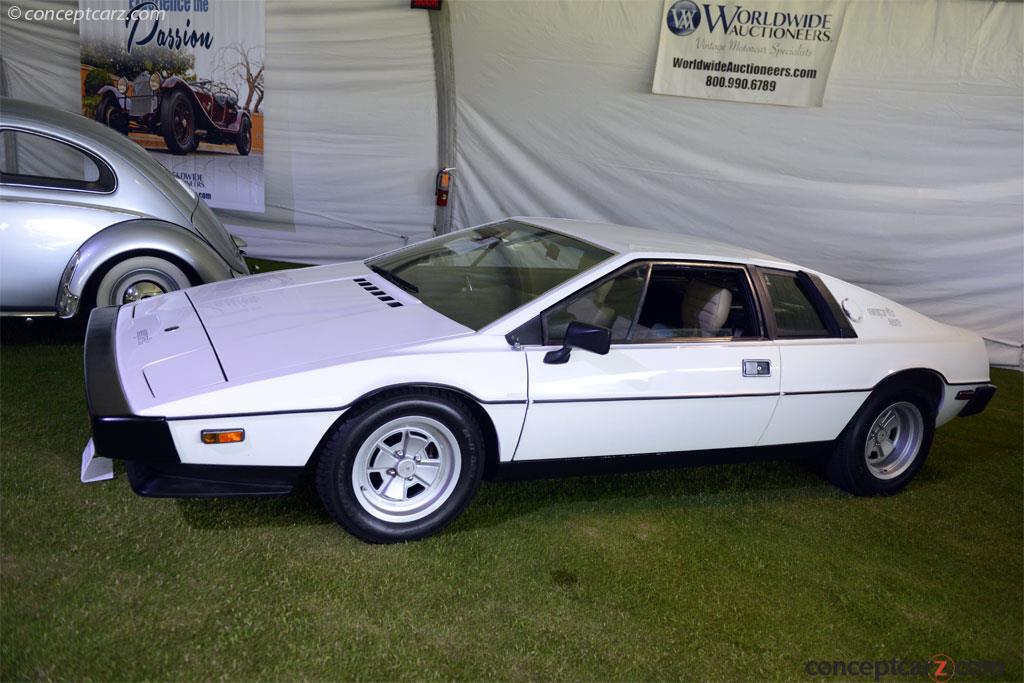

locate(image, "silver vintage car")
[[0, 98, 248, 319]]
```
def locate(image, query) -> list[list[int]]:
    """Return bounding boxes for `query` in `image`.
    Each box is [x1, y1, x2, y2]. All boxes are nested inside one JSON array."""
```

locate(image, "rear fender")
[[57, 219, 235, 317]]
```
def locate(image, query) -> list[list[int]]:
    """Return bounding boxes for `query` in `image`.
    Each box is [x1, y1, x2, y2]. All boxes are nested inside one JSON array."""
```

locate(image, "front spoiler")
[[83, 306, 302, 497]]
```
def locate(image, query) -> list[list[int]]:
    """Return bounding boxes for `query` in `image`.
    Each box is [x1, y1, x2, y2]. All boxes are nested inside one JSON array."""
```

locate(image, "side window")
[[760, 270, 830, 337], [543, 264, 648, 343], [632, 264, 758, 340], [0, 129, 113, 191]]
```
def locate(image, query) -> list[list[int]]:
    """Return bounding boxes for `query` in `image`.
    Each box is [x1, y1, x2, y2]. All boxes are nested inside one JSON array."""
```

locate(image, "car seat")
[[649, 281, 732, 338]]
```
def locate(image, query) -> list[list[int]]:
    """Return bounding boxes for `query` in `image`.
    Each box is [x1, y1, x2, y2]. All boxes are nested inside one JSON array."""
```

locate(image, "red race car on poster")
[[95, 71, 252, 156]]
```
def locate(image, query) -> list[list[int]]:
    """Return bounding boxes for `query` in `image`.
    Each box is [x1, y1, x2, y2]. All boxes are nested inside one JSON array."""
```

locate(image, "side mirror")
[[543, 321, 612, 364]]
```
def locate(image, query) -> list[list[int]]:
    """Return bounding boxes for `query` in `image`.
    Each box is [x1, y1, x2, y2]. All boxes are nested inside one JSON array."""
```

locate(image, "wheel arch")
[[872, 368, 946, 412], [307, 383, 502, 478], [60, 218, 234, 315], [94, 86, 123, 109], [80, 247, 202, 309]]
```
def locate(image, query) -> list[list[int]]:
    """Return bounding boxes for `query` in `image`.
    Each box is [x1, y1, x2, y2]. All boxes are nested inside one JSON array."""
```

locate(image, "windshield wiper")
[[369, 264, 419, 293]]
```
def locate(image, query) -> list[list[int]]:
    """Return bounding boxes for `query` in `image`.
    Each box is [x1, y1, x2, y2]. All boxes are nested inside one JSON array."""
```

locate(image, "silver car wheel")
[[95, 256, 190, 308], [351, 415, 462, 524], [122, 280, 167, 303], [863, 401, 924, 480]]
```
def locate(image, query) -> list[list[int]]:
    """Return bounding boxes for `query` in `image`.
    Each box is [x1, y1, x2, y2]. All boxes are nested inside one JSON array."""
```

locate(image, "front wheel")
[[315, 390, 485, 543], [95, 96, 128, 134], [823, 383, 936, 496]]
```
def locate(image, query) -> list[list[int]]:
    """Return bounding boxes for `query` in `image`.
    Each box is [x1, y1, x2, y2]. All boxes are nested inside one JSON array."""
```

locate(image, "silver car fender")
[[57, 218, 236, 317]]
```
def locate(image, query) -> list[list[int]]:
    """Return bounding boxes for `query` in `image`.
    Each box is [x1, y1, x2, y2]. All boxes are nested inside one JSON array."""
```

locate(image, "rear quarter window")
[[761, 270, 831, 337], [0, 129, 115, 192]]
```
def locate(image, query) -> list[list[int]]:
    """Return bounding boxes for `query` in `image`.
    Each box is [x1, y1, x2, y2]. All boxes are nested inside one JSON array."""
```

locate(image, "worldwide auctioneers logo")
[[803, 654, 1006, 682], [666, 0, 701, 36], [666, 1, 836, 42]]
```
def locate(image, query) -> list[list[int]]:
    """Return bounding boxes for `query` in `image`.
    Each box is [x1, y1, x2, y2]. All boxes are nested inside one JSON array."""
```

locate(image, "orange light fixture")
[[201, 429, 245, 445]]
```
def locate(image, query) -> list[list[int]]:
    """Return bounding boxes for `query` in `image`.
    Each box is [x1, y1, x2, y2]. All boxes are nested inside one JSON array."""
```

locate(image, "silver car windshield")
[[368, 221, 613, 330]]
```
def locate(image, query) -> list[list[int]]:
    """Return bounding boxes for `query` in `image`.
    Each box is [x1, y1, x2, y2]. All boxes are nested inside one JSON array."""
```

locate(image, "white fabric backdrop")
[[449, 0, 1024, 367], [0, 0, 438, 262], [1, 0, 1021, 365]]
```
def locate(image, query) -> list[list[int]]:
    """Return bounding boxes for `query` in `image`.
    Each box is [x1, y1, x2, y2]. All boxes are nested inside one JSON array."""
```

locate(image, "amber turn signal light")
[[201, 429, 245, 445]]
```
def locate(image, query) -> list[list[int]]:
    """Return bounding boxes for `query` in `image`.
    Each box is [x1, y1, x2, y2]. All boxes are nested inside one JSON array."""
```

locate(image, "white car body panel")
[[516, 342, 780, 460], [169, 411, 346, 467], [90, 217, 992, 486]]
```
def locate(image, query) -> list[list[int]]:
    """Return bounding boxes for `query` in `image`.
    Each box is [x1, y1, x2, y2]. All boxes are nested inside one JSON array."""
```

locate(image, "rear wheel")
[[93, 256, 191, 308], [823, 383, 935, 495], [315, 390, 485, 543], [235, 117, 252, 156]]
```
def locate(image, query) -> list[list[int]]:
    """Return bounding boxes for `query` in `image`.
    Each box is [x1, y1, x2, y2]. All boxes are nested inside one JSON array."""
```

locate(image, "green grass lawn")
[[1, 322, 1021, 681], [245, 257, 307, 273]]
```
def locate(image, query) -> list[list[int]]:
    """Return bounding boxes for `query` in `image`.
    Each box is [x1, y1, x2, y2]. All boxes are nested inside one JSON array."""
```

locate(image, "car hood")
[[116, 262, 473, 408], [184, 262, 470, 382]]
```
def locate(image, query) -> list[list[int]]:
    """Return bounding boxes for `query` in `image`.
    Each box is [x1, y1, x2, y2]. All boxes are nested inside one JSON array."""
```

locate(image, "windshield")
[[368, 221, 614, 330]]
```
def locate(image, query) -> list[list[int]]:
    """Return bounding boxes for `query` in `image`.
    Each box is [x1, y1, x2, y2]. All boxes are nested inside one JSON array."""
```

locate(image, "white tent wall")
[[1, 0, 1020, 367], [0, 0, 437, 262], [449, 0, 1024, 368]]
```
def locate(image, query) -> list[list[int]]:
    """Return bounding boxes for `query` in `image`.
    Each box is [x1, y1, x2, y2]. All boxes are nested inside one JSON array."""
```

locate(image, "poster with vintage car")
[[79, 0, 265, 211]]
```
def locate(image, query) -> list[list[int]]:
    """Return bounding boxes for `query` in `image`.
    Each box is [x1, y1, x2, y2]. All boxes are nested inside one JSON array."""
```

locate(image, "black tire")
[[160, 90, 197, 155], [823, 382, 936, 496], [95, 96, 128, 134], [315, 389, 485, 543], [235, 117, 252, 156], [94, 96, 115, 126]]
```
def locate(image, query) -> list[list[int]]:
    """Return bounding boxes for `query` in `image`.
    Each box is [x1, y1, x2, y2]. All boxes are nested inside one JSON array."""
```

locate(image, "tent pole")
[[429, 2, 457, 235]]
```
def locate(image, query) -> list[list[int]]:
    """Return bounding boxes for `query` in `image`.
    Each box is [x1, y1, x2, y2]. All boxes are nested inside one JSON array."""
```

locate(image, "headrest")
[[566, 296, 615, 329], [681, 281, 732, 335]]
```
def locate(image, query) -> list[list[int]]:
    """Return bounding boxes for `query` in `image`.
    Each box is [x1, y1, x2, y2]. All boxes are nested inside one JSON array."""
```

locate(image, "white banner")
[[652, 0, 847, 107], [79, 0, 265, 211]]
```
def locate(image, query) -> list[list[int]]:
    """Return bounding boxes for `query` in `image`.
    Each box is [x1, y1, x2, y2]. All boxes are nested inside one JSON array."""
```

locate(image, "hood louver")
[[354, 277, 403, 308]]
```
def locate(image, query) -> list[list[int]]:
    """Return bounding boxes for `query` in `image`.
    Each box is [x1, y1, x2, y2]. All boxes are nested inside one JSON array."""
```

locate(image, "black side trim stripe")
[[164, 382, 529, 421], [532, 392, 779, 404], [162, 386, 888, 421], [166, 400, 529, 422], [533, 388, 877, 404], [783, 388, 872, 396]]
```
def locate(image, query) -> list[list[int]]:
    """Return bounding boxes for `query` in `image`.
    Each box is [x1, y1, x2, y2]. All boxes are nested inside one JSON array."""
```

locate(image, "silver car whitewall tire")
[[94, 256, 191, 307]]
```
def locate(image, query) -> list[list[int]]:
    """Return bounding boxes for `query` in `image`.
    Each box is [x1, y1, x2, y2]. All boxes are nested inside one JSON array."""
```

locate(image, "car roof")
[[0, 97, 198, 214], [513, 216, 799, 269], [1, 97, 127, 150]]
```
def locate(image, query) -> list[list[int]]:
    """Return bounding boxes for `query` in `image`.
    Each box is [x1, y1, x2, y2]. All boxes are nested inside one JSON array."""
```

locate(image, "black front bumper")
[[958, 384, 997, 418], [85, 306, 302, 498]]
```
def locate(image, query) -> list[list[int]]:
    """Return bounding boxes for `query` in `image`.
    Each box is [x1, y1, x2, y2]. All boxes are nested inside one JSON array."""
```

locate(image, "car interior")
[[545, 263, 758, 343]]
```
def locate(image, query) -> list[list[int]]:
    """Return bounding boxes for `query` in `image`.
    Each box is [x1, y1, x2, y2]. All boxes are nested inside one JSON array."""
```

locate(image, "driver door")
[[513, 261, 781, 461]]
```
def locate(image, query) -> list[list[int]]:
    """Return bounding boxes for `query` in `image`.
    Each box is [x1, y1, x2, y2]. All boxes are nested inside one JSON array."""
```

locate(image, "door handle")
[[742, 359, 771, 377]]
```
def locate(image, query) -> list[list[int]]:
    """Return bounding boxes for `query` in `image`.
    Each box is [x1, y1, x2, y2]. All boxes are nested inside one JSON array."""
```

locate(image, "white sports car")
[[82, 218, 996, 543]]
